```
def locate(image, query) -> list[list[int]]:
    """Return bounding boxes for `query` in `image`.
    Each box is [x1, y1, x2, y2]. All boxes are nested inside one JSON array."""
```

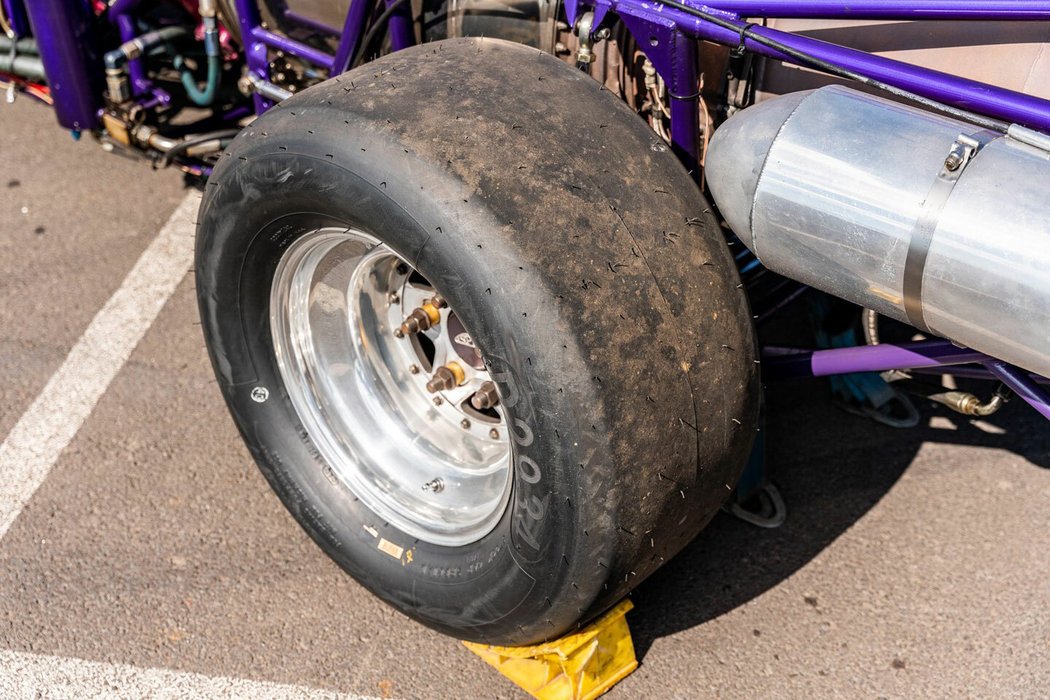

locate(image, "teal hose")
[[176, 16, 221, 107], [176, 51, 220, 106]]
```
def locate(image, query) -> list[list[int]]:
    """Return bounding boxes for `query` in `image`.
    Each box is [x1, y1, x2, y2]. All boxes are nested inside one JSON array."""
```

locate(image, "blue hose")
[[176, 17, 221, 106], [176, 52, 220, 105]]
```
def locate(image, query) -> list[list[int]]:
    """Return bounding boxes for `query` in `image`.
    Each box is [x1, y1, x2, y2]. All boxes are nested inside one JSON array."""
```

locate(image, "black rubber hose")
[[155, 128, 241, 168], [351, 0, 412, 68], [650, 0, 1011, 133]]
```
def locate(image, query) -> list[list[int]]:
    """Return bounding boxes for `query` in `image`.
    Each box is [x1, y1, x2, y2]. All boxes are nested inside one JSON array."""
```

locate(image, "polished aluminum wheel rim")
[[270, 228, 511, 547]]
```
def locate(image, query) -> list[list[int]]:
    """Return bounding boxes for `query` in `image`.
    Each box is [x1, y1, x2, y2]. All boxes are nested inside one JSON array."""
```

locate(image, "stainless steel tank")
[[706, 84, 1050, 378]]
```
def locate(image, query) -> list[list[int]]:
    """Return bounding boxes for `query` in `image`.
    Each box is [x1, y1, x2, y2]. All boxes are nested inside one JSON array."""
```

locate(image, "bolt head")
[[409, 364, 419, 375], [489, 428, 500, 439], [393, 328, 404, 338], [388, 292, 400, 304], [432, 396, 443, 406], [460, 419, 471, 430]]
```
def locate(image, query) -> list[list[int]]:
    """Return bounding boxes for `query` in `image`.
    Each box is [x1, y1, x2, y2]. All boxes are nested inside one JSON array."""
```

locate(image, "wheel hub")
[[270, 228, 511, 547]]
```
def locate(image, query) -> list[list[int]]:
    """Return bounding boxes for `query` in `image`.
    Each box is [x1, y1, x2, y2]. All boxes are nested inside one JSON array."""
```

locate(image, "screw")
[[388, 291, 400, 304], [250, 387, 269, 403], [944, 152, 964, 171], [489, 428, 500, 439], [422, 478, 444, 493], [393, 328, 404, 338], [460, 419, 471, 430], [409, 364, 419, 374], [432, 396, 443, 406], [395, 263, 409, 275]]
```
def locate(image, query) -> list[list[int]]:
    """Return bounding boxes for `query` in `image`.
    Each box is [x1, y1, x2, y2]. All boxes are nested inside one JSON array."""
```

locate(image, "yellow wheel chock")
[[463, 600, 638, 699]]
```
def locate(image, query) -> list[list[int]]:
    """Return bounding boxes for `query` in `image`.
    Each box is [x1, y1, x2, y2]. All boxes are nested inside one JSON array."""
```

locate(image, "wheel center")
[[447, 312, 485, 370]]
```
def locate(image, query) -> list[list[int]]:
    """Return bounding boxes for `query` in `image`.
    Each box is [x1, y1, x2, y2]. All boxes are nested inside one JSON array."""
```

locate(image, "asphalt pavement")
[[2, 95, 1049, 699]]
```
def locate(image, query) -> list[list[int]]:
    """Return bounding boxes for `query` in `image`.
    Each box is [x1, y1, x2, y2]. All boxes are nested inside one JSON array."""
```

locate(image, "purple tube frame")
[[22, 0, 102, 130], [39, 0, 1050, 131], [761, 342, 1050, 420], [27, 0, 1050, 416], [1, 0, 30, 37]]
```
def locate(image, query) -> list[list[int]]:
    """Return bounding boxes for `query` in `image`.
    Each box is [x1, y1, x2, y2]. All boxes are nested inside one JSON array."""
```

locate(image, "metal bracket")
[[901, 132, 991, 334], [727, 481, 786, 529]]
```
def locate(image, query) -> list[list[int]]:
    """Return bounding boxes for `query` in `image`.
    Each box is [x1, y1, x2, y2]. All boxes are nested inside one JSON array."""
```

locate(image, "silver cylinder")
[[707, 85, 1050, 378]]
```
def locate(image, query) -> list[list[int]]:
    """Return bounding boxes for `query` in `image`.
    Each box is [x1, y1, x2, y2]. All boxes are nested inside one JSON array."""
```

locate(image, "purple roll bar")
[[762, 341, 1050, 418], [761, 341, 987, 381], [986, 361, 1050, 420], [94, 0, 1050, 136], [1, 0, 30, 37], [24, 0, 1050, 416], [603, 0, 1050, 133], [681, 0, 1050, 19], [22, 0, 102, 130]]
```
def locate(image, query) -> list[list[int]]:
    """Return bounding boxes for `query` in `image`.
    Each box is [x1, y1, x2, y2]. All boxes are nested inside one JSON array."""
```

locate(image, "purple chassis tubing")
[[26, 0, 1050, 415], [22, 0, 102, 130], [762, 342, 1050, 419], [2, 0, 30, 36]]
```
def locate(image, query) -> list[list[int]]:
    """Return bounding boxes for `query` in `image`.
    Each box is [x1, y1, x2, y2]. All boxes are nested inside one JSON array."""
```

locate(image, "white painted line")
[[0, 192, 201, 540], [0, 649, 379, 700]]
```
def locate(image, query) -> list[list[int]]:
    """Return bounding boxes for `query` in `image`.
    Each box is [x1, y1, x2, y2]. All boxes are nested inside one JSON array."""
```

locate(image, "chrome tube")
[[707, 85, 1050, 378]]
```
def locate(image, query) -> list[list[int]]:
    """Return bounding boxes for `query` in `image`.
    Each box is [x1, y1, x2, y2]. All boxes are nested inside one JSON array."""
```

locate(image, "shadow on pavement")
[[628, 370, 1050, 660]]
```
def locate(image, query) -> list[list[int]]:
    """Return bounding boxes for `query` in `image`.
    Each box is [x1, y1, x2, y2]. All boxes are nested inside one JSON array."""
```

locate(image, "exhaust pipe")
[[707, 85, 1050, 378]]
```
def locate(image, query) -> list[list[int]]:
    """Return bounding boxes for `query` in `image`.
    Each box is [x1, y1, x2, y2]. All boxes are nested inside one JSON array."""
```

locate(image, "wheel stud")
[[400, 308, 433, 335], [399, 296, 446, 336], [426, 362, 465, 393], [470, 381, 500, 410]]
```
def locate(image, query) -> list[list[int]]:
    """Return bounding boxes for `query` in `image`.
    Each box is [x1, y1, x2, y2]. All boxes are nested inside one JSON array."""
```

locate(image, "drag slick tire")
[[195, 38, 758, 645]]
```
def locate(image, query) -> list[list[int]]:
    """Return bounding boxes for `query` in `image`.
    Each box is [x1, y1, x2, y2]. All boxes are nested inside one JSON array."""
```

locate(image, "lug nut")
[[400, 301, 442, 335], [470, 381, 500, 410], [426, 362, 465, 393]]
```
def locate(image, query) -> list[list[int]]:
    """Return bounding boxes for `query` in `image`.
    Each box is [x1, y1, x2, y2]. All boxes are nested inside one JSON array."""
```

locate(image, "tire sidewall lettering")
[[517, 455, 541, 484]]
